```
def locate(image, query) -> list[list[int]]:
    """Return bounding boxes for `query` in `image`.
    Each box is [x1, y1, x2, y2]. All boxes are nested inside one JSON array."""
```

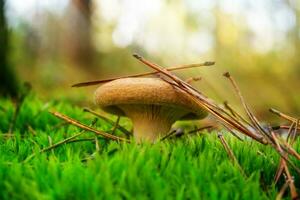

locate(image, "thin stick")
[[270, 108, 299, 125], [275, 121, 300, 184], [67, 138, 96, 143], [271, 132, 298, 199], [287, 122, 296, 144], [187, 125, 214, 135], [279, 139, 300, 160], [272, 125, 300, 131], [163, 126, 213, 140], [170, 126, 213, 139], [23, 119, 98, 163], [111, 116, 120, 135], [274, 123, 295, 184], [24, 133, 81, 162], [275, 179, 291, 200], [72, 61, 214, 87], [160, 129, 177, 141], [223, 72, 272, 144], [290, 119, 299, 145], [217, 133, 246, 176], [223, 101, 254, 129], [83, 108, 131, 137], [221, 123, 244, 141], [50, 111, 129, 142]]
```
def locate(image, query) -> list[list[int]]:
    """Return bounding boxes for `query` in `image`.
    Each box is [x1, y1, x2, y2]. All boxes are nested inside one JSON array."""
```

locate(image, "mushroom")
[[94, 77, 208, 142]]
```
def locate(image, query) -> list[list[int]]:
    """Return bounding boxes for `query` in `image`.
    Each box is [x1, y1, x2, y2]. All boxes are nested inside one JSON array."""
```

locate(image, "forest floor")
[[0, 95, 299, 200]]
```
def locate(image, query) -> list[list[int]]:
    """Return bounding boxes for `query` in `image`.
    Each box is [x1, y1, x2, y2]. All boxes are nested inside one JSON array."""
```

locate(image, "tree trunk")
[[0, 0, 18, 97]]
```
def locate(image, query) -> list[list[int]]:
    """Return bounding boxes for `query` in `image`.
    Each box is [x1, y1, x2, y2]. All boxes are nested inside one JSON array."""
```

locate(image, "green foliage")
[[0, 96, 299, 200]]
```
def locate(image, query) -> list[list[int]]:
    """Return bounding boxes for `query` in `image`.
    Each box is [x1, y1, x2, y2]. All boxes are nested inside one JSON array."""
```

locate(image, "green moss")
[[0, 95, 298, 200]]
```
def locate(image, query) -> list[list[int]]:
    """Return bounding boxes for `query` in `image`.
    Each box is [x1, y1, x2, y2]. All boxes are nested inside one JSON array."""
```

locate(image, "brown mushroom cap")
[[94, 77, 208, 120]]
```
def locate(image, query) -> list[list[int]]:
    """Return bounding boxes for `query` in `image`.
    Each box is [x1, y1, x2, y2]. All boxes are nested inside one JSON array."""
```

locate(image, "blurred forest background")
[[0, 0, 300, 121]]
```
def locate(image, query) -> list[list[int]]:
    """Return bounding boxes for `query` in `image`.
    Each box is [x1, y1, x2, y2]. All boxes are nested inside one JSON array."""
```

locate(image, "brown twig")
[[276, 179, 291, 200], [160, 129, 177, 141], [217, 133, 246, 176], [187, 125, 214, 135], [223, 72, 272, 144], [274, 122, 295, 184], [67, 138, 96, 143], [72, 61, 214, 87], [223, 74, 300, 170], [270, 108, 299, 125], [221, 123, 244, 141], [50, 111, 129, 142], [271, 132, 298, 199], [272, 125, 300, 131], [83, 107, 131, 137], [290, 119, 299, 145], [162, 126, 213, 140], [111, 116, 121, 135], [24, 118, 99, 162], [223, 101, 254, 129]]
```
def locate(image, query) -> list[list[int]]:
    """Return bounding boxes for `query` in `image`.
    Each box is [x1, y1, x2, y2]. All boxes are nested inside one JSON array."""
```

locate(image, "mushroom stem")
[[131, 116, 173, 142], [119, 105, 189, 142]]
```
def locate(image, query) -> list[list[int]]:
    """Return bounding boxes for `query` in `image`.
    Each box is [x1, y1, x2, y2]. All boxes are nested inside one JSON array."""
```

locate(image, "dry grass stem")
[[272, 125, 300, 131], [83, 107, 131, 137], [23, 119, 99, 163], [187, 126, 214, 135], [50, 111, 129, 142], [276, 179, 291, 200], [72, 61, 214, 87], [223, 101, 254, 128], [223, 72, 272, 144], [160, 129, 177, 141], [270, 108, 299, 125], [221, 123, 244, 141], [271, 132, 298, 199], [274, 122, 295, 184], [217, 133, 245, 176], [111, 116, 121, 135], [162, 126, 213, 140]]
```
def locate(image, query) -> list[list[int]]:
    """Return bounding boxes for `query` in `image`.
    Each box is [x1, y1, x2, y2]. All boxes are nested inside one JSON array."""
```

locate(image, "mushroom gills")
[[119, 104, 192, 142]]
